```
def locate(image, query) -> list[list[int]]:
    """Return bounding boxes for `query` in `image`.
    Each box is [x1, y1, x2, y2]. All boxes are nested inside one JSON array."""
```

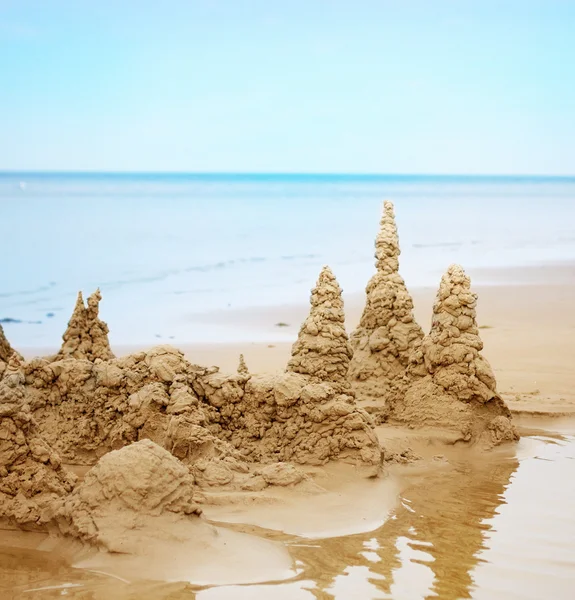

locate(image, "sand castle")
[[55, 289, 114, 361], [392, 264, 518, 446], [0, 207, 520, 541], [348, 201, 424, 413]]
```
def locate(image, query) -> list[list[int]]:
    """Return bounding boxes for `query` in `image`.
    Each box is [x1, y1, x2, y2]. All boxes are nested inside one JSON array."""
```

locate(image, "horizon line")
[[1, 170, 575, 179]]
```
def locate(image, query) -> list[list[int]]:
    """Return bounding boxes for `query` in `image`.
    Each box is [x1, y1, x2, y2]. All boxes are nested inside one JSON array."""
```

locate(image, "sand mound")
[[349, 201, 423, 412], [55, 289, 114, 362], [54, 439, 200, 548], [393, 265, 518, 446], [0, 356, 76, 528], [287, 266, 352, 385]]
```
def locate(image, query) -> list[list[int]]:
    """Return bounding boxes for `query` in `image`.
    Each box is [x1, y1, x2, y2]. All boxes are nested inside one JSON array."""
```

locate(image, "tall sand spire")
[[393, 264, 518, 446], [348, 201, 423, 412], [287, 266, 352, 383], [57, 289, 114, 361]]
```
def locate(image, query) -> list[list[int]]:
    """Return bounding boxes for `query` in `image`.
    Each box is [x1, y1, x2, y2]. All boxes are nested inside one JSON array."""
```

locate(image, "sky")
[[1, 0, 574, 175]]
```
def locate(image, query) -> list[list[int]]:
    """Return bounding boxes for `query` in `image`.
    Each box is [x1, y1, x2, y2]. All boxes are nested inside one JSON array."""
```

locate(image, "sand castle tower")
[[287, 266, 352, 384], [393, 265, 517, 446], [237, 354, 249, 376], [348, 201, 423, 409], [56, 289, 114, 361]]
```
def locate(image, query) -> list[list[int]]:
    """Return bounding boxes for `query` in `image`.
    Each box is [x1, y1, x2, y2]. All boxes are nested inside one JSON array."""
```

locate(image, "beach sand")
[[5, 263, 575, 598]]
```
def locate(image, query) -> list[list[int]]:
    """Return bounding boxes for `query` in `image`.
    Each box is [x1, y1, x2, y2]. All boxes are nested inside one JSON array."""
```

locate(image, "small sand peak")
[[0, 324, 17, 365], [431, 264, 480, 338], [375, 200, 400, 275], [286, 266, 352, 383], [6, 352, 23, 373], [56, 289, 114, 362], [237, 353, 249, 376], [0, 325, 23, 380], [72, 290, 85, 313]]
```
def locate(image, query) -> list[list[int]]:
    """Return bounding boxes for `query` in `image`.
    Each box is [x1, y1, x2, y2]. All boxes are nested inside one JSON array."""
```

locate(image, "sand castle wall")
[[20, 339, 381, 470], [393, 265, 518, 446], [0, 357, 76, 529], [349, 201, 423, 414]]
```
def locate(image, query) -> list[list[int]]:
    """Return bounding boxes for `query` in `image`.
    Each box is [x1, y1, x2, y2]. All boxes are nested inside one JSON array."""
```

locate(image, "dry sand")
[[4, 262, 575, 598]]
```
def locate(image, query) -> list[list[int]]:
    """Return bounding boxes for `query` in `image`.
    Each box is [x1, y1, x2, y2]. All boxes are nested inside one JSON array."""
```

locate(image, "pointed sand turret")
[[348, 201, 423, 411], [0, 324, 22, 379], [287, 266, 352, 383], [393, 265, 518, 447], [56, 289, 114, 361], [237, 354, 249, 376]]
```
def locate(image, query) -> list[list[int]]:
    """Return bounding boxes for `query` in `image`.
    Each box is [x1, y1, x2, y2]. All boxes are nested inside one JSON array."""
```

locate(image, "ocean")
[[2, 172, 575, 347]]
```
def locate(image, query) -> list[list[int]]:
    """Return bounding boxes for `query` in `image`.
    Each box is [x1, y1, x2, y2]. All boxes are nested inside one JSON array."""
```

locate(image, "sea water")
[[2, 172, 575, 346]]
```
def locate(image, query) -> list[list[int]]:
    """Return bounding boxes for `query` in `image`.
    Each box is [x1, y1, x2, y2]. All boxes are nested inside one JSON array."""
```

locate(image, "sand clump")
[[54, 439, 201, 549], [393, 265, 518, 446], [55, 289, 114, 362], [349, 201, 424, 414], [0, 356, 76, 529]]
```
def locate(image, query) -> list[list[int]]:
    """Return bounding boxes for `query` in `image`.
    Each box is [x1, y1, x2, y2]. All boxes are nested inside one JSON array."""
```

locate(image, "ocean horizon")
[[3, 171, 575, 347]]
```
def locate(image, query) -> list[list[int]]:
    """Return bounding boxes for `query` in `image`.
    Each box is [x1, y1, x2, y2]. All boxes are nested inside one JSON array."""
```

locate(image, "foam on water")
[[2, 172, 575, 345]]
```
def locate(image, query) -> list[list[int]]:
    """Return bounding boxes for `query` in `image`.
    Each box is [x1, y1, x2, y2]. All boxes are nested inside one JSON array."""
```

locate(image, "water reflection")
[[3, 435, 575, 599], [281, 449, 518, 599]]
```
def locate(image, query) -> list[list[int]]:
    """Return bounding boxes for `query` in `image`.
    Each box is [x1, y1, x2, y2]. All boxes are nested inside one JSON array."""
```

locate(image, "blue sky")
[[1, 0, 574, 174]]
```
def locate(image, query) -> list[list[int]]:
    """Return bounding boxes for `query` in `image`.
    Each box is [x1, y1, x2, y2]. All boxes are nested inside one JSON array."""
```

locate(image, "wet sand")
[[2, 424, 574, 599], [4, 264, 575, 598]]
